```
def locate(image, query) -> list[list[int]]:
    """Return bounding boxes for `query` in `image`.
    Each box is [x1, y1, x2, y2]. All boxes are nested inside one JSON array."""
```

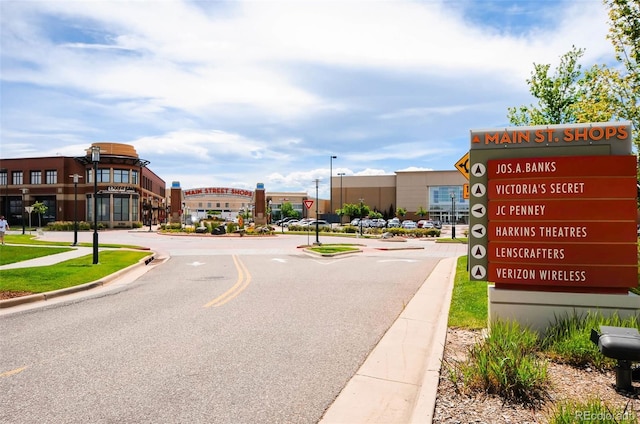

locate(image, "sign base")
[[488, 285, 640, 335]]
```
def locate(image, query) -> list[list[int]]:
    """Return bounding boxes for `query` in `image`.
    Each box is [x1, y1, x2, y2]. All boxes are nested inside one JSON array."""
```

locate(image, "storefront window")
[[113, 195, 130, 221]]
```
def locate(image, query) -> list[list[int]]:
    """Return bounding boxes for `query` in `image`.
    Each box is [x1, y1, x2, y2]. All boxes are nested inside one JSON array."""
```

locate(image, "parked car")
[[359, 219, 372, 228], [299, 219, 331, 229], [350, 218, 361, 226], [402, 220, 417, 229], [387, 218, 401, 228], [283, 220, 299, 227], [417, 220, 434, 228], [276, 217, 297, 226], [370, 218, 386, 228], [433, 221, 442, 229]]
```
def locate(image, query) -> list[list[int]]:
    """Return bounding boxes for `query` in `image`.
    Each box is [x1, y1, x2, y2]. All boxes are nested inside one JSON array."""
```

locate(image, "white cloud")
[[0, 0, 618, 194]]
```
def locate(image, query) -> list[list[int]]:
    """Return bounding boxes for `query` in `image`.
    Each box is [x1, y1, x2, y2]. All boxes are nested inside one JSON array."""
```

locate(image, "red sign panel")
[[489, 155, 636, 178], [488, 221, 637, 243], [489, 176, 636, 200], [486, 154, 637, 291], [489, 199, 637, 221], [488, 242, 636, 265], [488, 263, 637, 290], [303, 200, 314, 209]]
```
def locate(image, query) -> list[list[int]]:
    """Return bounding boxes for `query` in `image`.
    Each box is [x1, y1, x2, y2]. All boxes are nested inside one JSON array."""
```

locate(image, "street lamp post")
[[1, 169, 8, 219], [280, 198, 288, 234], [20, 188, 28, 235], [338, 172, 345, 225], [359, 198, 364, 236], [329, 155, 336, 225], [147, 199, 153, 232], [451, 191, 456, 239], [314, 178, 320, 244], [69, 174, 82, 246], [91, 146, 100, 264]]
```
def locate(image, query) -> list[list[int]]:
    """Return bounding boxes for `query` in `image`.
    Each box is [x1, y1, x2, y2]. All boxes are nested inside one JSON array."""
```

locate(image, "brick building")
[[0, 143, 166, 228]]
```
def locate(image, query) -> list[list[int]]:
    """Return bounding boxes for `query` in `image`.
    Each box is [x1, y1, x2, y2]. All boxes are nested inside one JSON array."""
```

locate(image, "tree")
[[32, 201, 47, 228], [507, 46, 586, 125], [341, 202, 371, 221], [280, 202, 298, 219], [396, 208, 407, 219], [416, 206, 428, 219], [603, 0, 640, 147]]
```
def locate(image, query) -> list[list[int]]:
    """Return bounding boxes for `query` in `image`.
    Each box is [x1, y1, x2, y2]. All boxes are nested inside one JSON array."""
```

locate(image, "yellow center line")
[[203, 255, 252, 308], [1, 366, 28, 378]]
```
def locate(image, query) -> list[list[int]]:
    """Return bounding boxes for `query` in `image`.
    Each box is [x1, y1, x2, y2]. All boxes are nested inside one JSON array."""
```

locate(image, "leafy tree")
[[369, 210, 383, 219], [341, 202, 371, 221], [507, 46, 586, 125], [397, 207, 407, 218], [280, 202, 299, 219], [32, 201, 47, 227], [508, 2, 640, 152], [416, 206, 428, 219], [603, 0, 640, 146]]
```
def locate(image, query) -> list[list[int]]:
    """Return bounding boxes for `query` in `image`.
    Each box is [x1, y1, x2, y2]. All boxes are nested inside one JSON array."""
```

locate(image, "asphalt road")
[[0, 231, 466, 423]]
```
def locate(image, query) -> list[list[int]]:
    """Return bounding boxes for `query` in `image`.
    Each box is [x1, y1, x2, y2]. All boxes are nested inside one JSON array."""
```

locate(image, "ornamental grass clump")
[[547, 399, 638, 424], [447, 320, 549, 406], [542, 312, 640, 369]]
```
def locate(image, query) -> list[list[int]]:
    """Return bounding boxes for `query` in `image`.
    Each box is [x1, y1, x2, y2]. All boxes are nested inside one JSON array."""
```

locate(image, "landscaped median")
[[0, 234, 154, 307], [302, 244, 362, 256]]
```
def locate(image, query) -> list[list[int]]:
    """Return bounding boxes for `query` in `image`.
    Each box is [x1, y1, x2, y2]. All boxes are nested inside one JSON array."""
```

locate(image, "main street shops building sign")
[[468, 122, 636, 294]]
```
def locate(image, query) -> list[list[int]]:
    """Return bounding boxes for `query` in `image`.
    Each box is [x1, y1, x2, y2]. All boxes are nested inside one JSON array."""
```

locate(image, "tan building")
[[331, 170, 469, 223]]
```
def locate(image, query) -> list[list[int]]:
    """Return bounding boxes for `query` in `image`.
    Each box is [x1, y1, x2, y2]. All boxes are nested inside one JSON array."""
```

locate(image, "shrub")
[[447, 320, 549, 406], [547, 399, 638, 423], [542, 312, 640, 369]]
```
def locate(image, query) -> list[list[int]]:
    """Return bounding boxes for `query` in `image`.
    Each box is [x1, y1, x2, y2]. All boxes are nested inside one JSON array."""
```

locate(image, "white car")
[[417, 220, 434, 228], [387, 218, 401, 228], [402, 220, 417, 229]]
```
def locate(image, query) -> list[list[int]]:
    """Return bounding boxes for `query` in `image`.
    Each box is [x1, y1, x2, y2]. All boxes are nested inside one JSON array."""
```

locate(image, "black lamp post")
[[20, 188, 28, 235], [70, 174, 82, 246], [359, 198, 364, 236], [91, 146, 100, 264], [329, 155, 336, 225], [451, 191, 456, 239], [338, 172, 345, 225], [314, 178, 320, 244]]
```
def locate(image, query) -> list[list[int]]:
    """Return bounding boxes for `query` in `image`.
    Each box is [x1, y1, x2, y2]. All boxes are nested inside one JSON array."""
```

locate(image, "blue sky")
[[0, 0, 615, 198]]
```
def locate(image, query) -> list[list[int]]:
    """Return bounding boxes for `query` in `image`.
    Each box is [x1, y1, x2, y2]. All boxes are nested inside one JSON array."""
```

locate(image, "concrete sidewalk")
[[0, 245, 94, 270], [320, 256, 457, 423]]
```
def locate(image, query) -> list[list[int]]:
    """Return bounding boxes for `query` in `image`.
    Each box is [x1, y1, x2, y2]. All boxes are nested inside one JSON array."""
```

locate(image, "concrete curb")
[[319, 256, 459, 423], [0, 254, 156, 309], [409, 256, 457, 423]]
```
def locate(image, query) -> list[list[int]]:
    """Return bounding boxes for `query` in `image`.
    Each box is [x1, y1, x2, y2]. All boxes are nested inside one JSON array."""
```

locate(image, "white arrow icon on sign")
[[472, 224, 486, 238], [471, 265, 487, 279], [471, 183, 486, 197], [471, 204, 486, 218], [472, 163, 486, 177], [471, 245, 487, 259]]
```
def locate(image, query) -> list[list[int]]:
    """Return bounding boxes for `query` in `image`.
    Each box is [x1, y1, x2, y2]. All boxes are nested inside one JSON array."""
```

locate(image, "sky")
[[0, 0, 617, 199]]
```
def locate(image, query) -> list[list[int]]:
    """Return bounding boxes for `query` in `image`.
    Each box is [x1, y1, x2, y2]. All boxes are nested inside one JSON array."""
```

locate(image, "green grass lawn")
[[0, 245, 74, 265], [307, 244, 361, 254], [447, 255, 487, 329], [0, 250, 152, 294], [0, 235, 152, 295]]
